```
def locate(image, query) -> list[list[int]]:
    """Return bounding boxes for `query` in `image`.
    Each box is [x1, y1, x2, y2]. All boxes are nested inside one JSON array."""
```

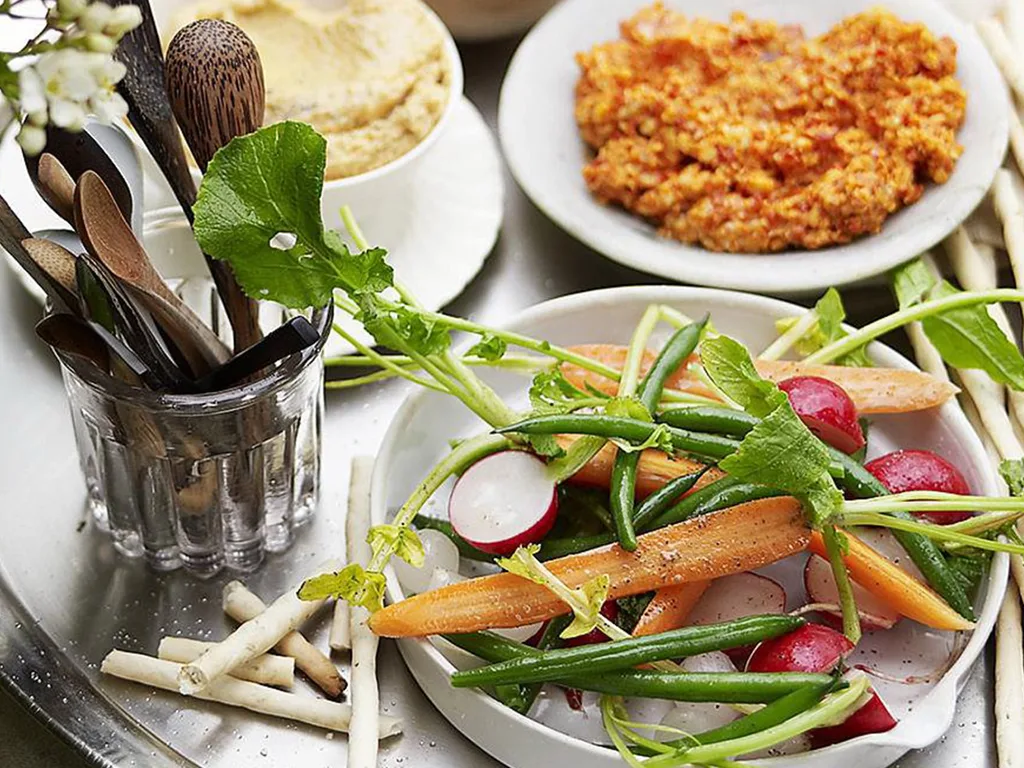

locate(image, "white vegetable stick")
[[157, 637, 294, 688], [1008, 108, 1024, 180], [994, 170, 1024, 295], [995, 588, 1024, 768], [330, 599, 352, 652], [223, 581, 346, 698], [979, 18, 1024, 101], [178, 564, 338, 695], [348, 456, 381, 768], [905, 254, 950, 381], [1006, 1, 1024, 52], [102, 651, 401, 737]]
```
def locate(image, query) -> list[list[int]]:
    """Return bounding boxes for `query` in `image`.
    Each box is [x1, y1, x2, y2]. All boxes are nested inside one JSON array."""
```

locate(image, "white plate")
[[498, 0, 1009, 295], [371, 285, 1007, 768], [1, 96, 503, 356]]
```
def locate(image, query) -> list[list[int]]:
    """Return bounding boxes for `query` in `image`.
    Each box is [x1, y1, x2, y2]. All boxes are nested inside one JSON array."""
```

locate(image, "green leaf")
[[1001, 459, 1024, 497], [605, 396, 653, 422], [359, 300, 450, 356], [891, 259, 936, 309], [615, 593, 654, 634], [297, 563, 387, 611], [194, 122, 395, 308], [496, 543, 546, 583], [467, 334, 507, 361], [700, 336, 784, 417], [529, 368, 593, 414], [774, 289, 872, 367], [368, 524, 425, 568], [561, 574, 611, 639], [610, 423, 674, 454], [921, 282, 1024, 390]]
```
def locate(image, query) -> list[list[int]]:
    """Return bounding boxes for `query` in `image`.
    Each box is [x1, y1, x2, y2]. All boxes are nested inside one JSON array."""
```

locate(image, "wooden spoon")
[[21, 238, 77, 294], [74, 171, 231, 377], [165, 18, 264, 352], [35, 313, 110, 372], [0, 193, 78, 314], [36, 154, 75, 224]]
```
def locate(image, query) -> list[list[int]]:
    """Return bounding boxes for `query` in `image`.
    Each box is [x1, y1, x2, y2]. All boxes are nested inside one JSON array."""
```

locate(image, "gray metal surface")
[[0, 32, 996, 768]]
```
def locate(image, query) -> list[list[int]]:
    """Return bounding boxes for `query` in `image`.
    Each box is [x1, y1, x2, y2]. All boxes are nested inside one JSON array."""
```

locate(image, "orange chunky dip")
[[574, 5, 966, 253]]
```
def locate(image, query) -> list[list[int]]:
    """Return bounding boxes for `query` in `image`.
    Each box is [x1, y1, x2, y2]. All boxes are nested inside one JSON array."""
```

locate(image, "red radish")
[[855, 528, 926, 582], [565, 601, 619, 647], [810, 690, 897, 746], [865, 450, 971, 524], [804, 554, 899, 631], [686, 573, 787, 667], [778, 376, 865, 454], [747, 623, 853, 674], [448, 451, 558, 555], [563, 687, 584, 710]]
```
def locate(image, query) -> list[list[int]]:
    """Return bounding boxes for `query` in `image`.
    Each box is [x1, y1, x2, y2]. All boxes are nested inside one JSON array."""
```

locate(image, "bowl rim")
[[371, 284, 1007, 765], [497, 0, 1010, 295]]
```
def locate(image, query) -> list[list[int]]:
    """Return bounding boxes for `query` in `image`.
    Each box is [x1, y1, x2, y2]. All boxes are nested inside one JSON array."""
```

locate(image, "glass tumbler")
[[58, 311, 329, 578]]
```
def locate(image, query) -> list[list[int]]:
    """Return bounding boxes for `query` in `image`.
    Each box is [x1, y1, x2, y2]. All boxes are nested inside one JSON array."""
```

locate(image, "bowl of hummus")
[[162, 0, 462, 191]]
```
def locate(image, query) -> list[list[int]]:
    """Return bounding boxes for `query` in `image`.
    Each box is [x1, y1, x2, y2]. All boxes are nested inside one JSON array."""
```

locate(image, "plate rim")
[[372, 284, 1008, 767], [497, 0, 1010, 295]]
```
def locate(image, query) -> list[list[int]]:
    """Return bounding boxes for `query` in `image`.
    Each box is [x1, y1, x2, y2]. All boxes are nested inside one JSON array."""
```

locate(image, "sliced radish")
[[687, 573, 787, 667], [747, 623, 853, 674], [804, 555, 899, 631], [810, 689, 897, 746], [865, 450, 971, 524], [680, 651, 737, 674], [778, 376, 865, 454], [854, 528, 926, 582], [658, 701, 740, 740], [565, 601, 619, 647], [448, 451, 558, 555], [393, 529, 461, 595], [742, 733, 812, 759]]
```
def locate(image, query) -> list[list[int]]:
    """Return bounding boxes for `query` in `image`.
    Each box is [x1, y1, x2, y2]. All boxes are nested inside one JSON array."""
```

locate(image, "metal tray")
[[0, 35, 998, 768]]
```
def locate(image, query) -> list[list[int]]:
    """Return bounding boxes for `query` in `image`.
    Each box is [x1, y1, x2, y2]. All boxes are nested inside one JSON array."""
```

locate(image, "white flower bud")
[[78, 2, 112, 33], [49, 99, 88, 131], [27, 109, 48, 127], [16, 125, 47, 156], [84, 32, 117, 53], [57, 0, 89, 20], [105, 5, 142, 36]]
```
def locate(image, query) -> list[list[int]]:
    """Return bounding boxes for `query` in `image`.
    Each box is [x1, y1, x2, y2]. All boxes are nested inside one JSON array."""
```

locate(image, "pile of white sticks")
[[101, 456, 395, 767]]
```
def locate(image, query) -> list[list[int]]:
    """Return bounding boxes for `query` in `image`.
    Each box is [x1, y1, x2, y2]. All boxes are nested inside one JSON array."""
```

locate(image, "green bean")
[[658, 406, 758, 437], [827, 451, 975, 621], [536, 531, 615, 560], [444, 630, 829, 704], [412, 515, 493, 561], [648, 477, 784, 529], [611, 319, 709, 552], [495, 414, 740, 462], [450, 615, 804, 688], [669, 679, 838, 748], [631, 469, 708, 531]]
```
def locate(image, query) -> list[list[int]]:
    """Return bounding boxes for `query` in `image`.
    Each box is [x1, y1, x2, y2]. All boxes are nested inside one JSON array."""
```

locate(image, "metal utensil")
[[74, 171, 231, 377], [0, 193, 78, 314], [193, 315, 320, 392], [86, 123, 146, 235], [33, 227, 86, 255], [163, 18, 264, 354]]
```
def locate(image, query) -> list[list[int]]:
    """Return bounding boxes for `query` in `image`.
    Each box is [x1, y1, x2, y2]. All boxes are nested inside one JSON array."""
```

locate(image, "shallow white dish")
[[498, 0, 1009, 295], [1, 97, 504, 357], [372, 285, 1007, 768]]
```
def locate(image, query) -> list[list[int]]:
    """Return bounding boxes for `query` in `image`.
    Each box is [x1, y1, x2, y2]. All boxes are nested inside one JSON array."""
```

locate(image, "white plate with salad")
[[366, 285, 1012, 768]]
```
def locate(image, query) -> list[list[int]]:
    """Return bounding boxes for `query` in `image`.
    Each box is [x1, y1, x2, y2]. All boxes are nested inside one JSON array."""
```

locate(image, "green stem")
[[842, 511, 1024, 555], [645, 676, 870, 768], [822, 526, 861, 644], [760, 309, 818, 361], [944, 510, 1024, 536], [324, 353, 548, 372], [845, 493, 1024, 514], [805, 289, 1024, 364], [330, 322, 447, 392], [369, 433, 512, 572]]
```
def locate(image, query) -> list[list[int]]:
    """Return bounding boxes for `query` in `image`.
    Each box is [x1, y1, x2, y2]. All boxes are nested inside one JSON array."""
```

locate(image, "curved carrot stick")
[[369, 498, 810, 638], [632, 581, 711, 637]]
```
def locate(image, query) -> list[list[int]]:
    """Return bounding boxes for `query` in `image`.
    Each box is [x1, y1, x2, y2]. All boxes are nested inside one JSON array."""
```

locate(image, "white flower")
[[78, 2, 112, 33], [106, 5, 142, 36], [16, 125, 47, 156], [17, 67, 47, 116], [49, 98, 87, 130], [84, 32, 116, 53], [88, 89, 127, 123], [85, 53, 126, 87]]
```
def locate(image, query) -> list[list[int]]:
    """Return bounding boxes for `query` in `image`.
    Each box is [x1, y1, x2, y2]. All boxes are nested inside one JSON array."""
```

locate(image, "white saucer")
[[499, 0, 1009, 295], [1, 96, 503, 357]]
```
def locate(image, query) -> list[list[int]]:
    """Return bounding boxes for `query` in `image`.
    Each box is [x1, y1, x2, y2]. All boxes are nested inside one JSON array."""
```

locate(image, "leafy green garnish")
[[368, 524, 425, 568], [701, 336, 842, 527], [1001, 459, 1024, 497], [194, 121, 394, 308], [775, 289, 872, 366], [528, 368, 594, 414], [604, 396, 653, 422], [889, 260, 1024, 390], [297, 563, 386, 611], [615, 593, 654, 634], [467, 334, 507, 361], [497, 544, 612, 640]]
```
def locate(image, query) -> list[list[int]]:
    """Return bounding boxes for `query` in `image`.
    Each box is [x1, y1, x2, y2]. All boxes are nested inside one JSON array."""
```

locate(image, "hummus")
[[173, 0, 452, 180]]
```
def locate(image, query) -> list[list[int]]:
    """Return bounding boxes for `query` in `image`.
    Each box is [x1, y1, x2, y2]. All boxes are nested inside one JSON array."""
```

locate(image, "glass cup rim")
[[57, 305, 333, 413]]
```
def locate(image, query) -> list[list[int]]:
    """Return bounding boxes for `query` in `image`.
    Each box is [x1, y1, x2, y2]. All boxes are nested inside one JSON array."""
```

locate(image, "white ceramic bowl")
[[498, 0, 1009, 295], [372, 285, 1007, 768]]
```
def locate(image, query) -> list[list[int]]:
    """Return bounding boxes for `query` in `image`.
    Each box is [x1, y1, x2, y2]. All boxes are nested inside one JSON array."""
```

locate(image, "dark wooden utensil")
[[0, 193, 78, 314], [36, 154, 75, 224], [110, 0, 260, 355], [193, 316, 320, 392], [35, 313, 110, 372]]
